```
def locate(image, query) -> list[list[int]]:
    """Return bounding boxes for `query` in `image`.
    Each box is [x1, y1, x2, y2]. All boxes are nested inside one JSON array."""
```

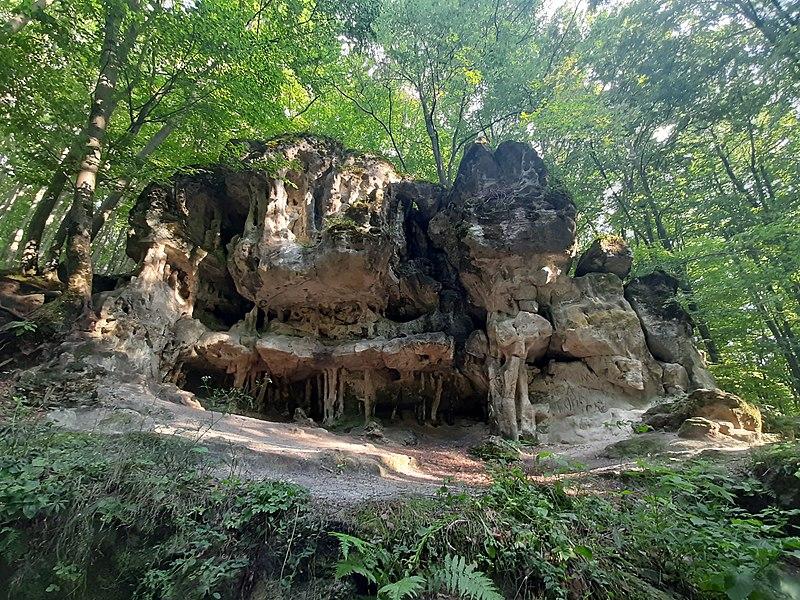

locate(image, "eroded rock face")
[[429, 141, 576, 313], [574, 236, 632, 279], [624, 272, 715, 390], [72, 135, 720, 441]]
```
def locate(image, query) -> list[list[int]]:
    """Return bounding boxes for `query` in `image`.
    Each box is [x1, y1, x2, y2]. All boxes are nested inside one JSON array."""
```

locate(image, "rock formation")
[[574, 236, 632, 279], [645, 387, 762, 442], [7, 135, 721, 442]]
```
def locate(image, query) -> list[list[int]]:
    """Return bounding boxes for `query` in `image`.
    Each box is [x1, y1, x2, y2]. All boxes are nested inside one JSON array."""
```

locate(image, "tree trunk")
[[46, 120, 174, 267], [19, 145, 81, 273], [419, 91, 448, 187], [64, 5, 133, 303], [676, 277, 722, 363]]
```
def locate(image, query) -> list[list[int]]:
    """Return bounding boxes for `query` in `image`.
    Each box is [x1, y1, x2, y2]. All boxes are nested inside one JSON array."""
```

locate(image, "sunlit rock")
[[33, 134, 722, 442]]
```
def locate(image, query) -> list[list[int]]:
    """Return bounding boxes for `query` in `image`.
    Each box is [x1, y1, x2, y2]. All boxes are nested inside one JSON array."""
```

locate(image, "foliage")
[[199, 375, 257, 414], [468, 436, 521, 463], [0, 319, 37, 336], [761, 406, 800, 440], [335, 462, 799, 599], [751, 442, 800, 518], [2, 411, 799, 599], [0, 421, 318, 599]]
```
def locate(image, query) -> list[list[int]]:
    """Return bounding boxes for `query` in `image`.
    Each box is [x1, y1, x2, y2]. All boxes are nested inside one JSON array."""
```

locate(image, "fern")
[[331, 532, 380, 583], [427, 554, 503, 600], [335, 554, 378, 583], [378, 575, 426, 599]]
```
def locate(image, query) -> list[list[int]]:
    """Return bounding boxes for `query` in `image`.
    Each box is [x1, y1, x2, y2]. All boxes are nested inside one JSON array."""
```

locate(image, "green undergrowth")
[[0, 422, 324, 600], [341, 461, 799, 599], [1, 413, 799, 599]]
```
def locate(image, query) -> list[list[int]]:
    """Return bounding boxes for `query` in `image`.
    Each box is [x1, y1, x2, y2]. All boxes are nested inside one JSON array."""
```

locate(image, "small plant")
[[603, 418, 653, 434], [532, 450, 587, 474], [200, 375, 257, 414], [468, 436, 521, 463], [2, 319, 37, 336], [332, 534, 502, 600]]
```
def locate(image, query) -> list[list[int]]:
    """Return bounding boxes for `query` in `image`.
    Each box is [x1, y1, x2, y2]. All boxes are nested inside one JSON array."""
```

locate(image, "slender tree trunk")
[[64, 5, 133, 303], [46, 120, 173, 267], [0, 184, 21, 217], [19, 145, 81, 273], [419, 92, 447, 187], [676, 275, 722, 363], [4, 0, 58, 33]]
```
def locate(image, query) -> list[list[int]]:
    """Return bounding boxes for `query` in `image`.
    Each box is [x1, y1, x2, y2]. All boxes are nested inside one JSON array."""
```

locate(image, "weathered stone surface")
[[543, 273, 663, 402], [643, 387, 762, 441], [22, 134, 728, 444], [574, 236, 632, 279], [688, 388, 762, 432], [428, 141, 577, 313], [625, 272, 716, 390], [661, 362, 690, 395], [678, 417, 721, 439]]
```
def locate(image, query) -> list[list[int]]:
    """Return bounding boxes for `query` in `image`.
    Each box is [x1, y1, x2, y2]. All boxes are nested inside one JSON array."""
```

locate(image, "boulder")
[[643, 388, 762, 439], [678, 417, 721, 440], [574, 236, 632, 279], [625, 272, 715, 390], [688, 388, 762, 432]]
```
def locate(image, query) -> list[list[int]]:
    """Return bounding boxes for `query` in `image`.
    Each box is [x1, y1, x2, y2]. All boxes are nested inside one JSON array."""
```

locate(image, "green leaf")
[[378, 575, 426, 599]]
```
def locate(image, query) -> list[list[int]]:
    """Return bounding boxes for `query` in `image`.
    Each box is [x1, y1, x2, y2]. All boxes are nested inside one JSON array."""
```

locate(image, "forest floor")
[[42, 386, 766, 507]]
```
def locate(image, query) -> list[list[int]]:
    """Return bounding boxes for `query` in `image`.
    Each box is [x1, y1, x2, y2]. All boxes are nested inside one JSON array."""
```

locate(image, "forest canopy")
[[0, 0, 798, 410]]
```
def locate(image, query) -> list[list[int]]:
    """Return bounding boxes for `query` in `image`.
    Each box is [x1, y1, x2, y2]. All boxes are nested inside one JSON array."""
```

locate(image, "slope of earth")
[[43, 393, 769, 504]]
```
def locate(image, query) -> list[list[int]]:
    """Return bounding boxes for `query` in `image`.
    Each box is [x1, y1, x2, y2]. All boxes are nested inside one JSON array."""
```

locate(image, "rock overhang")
[[81, 134, 718, 440]]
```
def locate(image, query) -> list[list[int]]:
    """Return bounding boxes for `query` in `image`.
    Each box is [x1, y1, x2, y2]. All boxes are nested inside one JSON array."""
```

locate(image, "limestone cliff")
[[41, 135, 717, 441]]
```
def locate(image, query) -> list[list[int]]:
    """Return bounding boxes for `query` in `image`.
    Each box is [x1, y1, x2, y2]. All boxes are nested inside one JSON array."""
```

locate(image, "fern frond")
[[378, 575, 426, 599], [334, 555, 377, 583], [428, 554, 503, 600]]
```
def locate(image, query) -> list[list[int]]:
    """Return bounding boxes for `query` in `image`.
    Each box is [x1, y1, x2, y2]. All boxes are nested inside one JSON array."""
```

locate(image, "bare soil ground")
[[42, 383, 768, 505]]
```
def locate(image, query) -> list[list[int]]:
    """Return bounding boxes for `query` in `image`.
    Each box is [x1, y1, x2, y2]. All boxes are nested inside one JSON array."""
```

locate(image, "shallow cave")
[[180, 364, 232, 399], [193, 275, 256, 330]]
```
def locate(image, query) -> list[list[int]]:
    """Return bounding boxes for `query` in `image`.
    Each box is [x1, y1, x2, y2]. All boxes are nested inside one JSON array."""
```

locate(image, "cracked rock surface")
[[38, 134, 721, 442]]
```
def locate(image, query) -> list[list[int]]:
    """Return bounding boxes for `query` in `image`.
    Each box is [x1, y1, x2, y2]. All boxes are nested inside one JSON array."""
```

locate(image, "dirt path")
[[44, 383, 765, 503]]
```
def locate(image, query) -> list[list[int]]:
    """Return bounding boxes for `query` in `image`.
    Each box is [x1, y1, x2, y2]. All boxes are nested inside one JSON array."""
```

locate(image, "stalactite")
[[363, 369, 375, 423], [231, 362, 247, 389], [322, 367, 340, 425], [316, 374, 323, 417], [256, 376, 268, 412], [515, 360, 535, 438], [430, 373, 443, 425], [418, 373, 427, 424], [281, 382, 289, 411], [336, 369, 345, 419]]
